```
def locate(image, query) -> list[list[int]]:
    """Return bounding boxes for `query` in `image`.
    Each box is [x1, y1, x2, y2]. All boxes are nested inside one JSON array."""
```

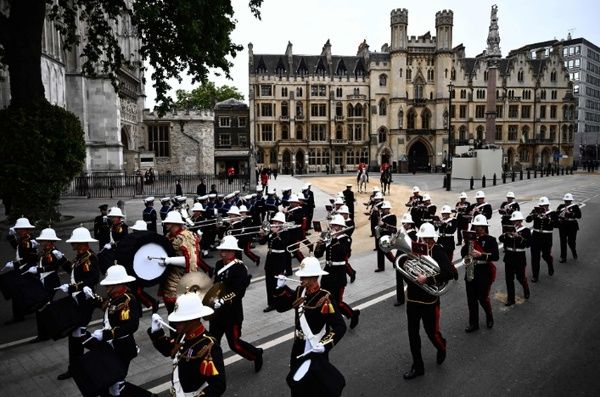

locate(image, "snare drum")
[[72, 342, 127, 397], [36, 296, 82, 340]]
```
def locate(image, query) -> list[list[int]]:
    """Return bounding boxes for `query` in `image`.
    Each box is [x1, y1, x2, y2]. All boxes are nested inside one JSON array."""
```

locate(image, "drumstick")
[[274, 276, 301, 283], [157, 318, 177, 332], [295, 338, 334, 359], [82, 336, 95, 345]]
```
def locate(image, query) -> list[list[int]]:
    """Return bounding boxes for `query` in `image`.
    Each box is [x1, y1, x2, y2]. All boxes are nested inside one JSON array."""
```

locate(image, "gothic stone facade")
[[249, 8, 576, 173], [142, 109, 215, 175]]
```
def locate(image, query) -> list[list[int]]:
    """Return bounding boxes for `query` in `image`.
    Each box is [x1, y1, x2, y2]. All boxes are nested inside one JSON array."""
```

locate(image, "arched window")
[[355, 103, 363, 117], [476, 125, 484, 141], [296, 126, 303, 140], [378, 98, 387, 116], [484, 70, 489, 81], [378, 127, 387, 143], [451, 68, 456, 80], [281, 125, 289, 140], [379, 74, 387, 86], [522, 126, 530, 142], [550, 70, 557, 82], [445, 68, 448, 79], [336, 102, 343, 117], [407, 108, 416, 129], [414, 83, 424, 99], [406, 68, 412, 80], [296, 101, 304, 118], [459, 125, 467, 141], [398, 109, 404, 128], [540, 125, 547, 140], [517, 69, 524, 82], [336, 125, 343, 139], [347, 104, 354, 117], [421, 108, 431, 129]]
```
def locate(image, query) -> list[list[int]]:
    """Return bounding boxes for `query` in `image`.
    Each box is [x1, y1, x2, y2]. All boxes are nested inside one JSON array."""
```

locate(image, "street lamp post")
[[446, 81, 455, 191]]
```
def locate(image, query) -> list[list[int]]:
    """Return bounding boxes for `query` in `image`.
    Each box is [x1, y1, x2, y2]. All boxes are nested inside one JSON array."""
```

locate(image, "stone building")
[[249, 6, 576, 172], [142, 109, 215, 175], [213, 98, 252, 176], [0, 0, 145, 175]]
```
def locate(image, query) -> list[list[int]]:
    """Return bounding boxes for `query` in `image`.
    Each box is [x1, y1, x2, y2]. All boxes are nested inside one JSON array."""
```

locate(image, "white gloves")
[[103, 243, 113, 250], [8, 228, 16, 237], [91, 329, 104, 341], [58, 284, 70, 293], [52, 249, 64, 260], [276, 275, 287, 289], [27, 267, 38, 274], [82, 286, 95, 299], [213, 298, 225, 309], [4, 261, 14, 270], [312, 342, 326, 354], [151, 313, 163, 333], [31, 239, 39, 248]]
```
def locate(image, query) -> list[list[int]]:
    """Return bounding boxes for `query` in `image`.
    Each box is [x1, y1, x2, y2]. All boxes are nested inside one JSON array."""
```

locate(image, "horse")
[[380, 168, 392, 195], [357, 169, 368, 193]]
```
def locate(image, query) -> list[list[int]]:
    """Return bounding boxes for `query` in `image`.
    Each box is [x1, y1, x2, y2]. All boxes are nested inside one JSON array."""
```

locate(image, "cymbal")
[[176, 271, 213, 297]]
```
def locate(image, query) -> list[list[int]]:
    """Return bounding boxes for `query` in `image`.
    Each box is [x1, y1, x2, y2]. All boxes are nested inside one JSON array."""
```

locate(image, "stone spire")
[[486, 5, 501, 58]]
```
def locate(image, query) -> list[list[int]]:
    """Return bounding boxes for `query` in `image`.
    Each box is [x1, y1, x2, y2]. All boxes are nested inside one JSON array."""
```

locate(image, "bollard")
[[534, 169, 537, 178], [527, 169, 530, 179], [561, 167, 564, 175], [482, 175, 486, 188], [511, 171, 515, 182], [443, 175, 447, 189], [470, 176, 474, 190], [502, 172, 506, 184], [551, 168, 555, 176], [493, 173, 497, 186], [540, 168, 543, 178]]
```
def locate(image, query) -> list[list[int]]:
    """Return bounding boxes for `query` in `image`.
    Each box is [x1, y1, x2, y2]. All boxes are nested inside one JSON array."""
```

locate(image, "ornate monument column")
[[485, 5, 501, 144]]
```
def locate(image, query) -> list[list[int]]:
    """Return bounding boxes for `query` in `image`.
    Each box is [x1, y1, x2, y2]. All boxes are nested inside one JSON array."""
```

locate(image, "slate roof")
[[251, 54, 368, 76]]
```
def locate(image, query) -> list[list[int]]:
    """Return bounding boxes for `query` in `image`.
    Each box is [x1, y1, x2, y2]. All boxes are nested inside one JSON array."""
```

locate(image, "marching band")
[[0, 179, 586, 396]]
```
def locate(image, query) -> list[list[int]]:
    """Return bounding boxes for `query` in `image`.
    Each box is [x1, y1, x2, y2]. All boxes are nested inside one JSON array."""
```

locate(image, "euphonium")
[[392, 232, 451, 296], [463, 239, 476, 282]]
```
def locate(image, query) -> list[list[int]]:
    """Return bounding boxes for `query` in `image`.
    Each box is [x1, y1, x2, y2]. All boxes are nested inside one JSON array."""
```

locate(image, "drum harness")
[[170, 333, 208, 397], [297, 289, 327, 356]]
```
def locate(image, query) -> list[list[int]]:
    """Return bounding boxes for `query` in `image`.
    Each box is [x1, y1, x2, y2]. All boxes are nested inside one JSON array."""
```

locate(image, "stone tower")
[[390, 8, 408, 52], [485, 5, 502, 144], [435, 9, 453, 51], [389, 9, 408, 128]]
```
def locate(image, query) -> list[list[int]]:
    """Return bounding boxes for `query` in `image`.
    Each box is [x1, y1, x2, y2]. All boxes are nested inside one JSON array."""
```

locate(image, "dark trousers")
[[406, 301, 446, 370], [457, 221, 469, 245], [306, 209, 315, 230], [394, 255, 406, 304], [530, 233, 553, 278], [504, 255, 529, 302], [558, 224, 578, 259], [344, 260, 355, 277], [68, 334, 85, 368], [243, 241, 260, 263], [334, 286, 354, 319], [465, 265, 495, 326], [265, 255, 286, 306], [210, 320, 259, 362]]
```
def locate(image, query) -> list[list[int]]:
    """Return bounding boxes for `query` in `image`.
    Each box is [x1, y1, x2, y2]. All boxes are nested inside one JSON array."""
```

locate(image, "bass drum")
[[286, 354, 346, 397], [115, 231, 176, 287]]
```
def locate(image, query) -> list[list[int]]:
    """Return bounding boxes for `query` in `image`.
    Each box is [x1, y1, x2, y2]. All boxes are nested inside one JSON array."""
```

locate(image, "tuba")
[[392, 232, 451, 296]]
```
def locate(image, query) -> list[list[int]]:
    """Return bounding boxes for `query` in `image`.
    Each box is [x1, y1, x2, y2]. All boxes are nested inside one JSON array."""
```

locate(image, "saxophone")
[[463, 239, 476, 282]]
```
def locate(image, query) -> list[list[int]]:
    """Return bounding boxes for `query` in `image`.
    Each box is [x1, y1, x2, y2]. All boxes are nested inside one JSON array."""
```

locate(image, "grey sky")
[[144, 0, 600, 109]]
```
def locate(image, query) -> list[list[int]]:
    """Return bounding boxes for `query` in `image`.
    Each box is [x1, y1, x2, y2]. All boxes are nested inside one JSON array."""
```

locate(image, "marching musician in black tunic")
[[56, 226, 101, 381], [315, 215, 359, 329], [406, 186, 424, 227], [303, 184, 316, 231], [434, 205, 457, 261], [221, 206, 244, 261], [556, 193, 582, 263], [401, 223, 456, 380], [499, 192, 520, 226], [34, 227, 67, 302], [369, 192, 384, 251], [455, 192, 472, 245], [238, 205, 260, 266], [471, 190, 493, 220], [419, 194, 437, 225], [525, 196, 557, 282], [337, 205, 357, 283], [461, 215, 499, 333], [273, 256, 347, 397], [105, 206, 129, 249], [86, 264, 141, 396], [259, 212, 291, 312], [4, 217, 39, 324], [498, 211, 531, 306], [376, 201, 396, 272], [142, 197, 158, 233], [150, 293, 226, 396], [210, 235, 263, 372], [94, 204, 111, 247], [286, 195, 305, 264]]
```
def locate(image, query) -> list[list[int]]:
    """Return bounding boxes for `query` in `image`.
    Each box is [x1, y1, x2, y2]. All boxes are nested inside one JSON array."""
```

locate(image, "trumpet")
[[226, 220, 271, 236], [391, 232, 451, 296]]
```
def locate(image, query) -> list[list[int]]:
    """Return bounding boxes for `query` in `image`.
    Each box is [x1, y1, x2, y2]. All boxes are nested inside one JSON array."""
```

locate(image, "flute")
[[274, 276, 301, 283]]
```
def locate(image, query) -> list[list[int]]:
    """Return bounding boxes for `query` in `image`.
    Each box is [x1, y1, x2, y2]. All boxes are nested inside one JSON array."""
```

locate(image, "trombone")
[[286, 225, 353, 253], [188, 215, 224, 229], [227, 220, 298, 237]]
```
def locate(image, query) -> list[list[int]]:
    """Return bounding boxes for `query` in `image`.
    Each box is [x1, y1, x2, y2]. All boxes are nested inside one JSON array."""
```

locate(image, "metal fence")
[[62, 173, 251, 198]]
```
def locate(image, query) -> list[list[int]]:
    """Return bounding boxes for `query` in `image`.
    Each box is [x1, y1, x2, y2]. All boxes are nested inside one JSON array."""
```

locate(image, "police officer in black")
[[556, 192, 582, 263], [461, 215, 499, 333], [259, 212, 291, 312], [343, 184, 355, 220], [401, 222, 456, 380], [498, 211, 531, 306], [159, 197, 171, 235], [94, 204, 111, 247], [210, 235, 263, 373], [499, 192, 520, 226], [525, 196, 557, 282], [315, 215, 360, 329], [85, 264, 141, 396], [434, 205, 457, 261], [376, 201, 396, 272], [142, 196, 158, 233], [149, 293, 226, 396]]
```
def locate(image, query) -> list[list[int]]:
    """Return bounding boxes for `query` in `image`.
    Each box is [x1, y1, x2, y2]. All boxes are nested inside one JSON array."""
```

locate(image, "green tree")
[[0, 0, 262, 220], [175, 82, 245, 110]]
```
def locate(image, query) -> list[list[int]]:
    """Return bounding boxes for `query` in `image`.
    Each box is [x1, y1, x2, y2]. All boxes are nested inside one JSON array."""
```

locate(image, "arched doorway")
[[408, 140, 431, 173], [282, 150, 292, 174], [295, 150, 305, 174], [540, 148, 551, 166], [120, 126, 130, 150], [507, 148, 515, 168]]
